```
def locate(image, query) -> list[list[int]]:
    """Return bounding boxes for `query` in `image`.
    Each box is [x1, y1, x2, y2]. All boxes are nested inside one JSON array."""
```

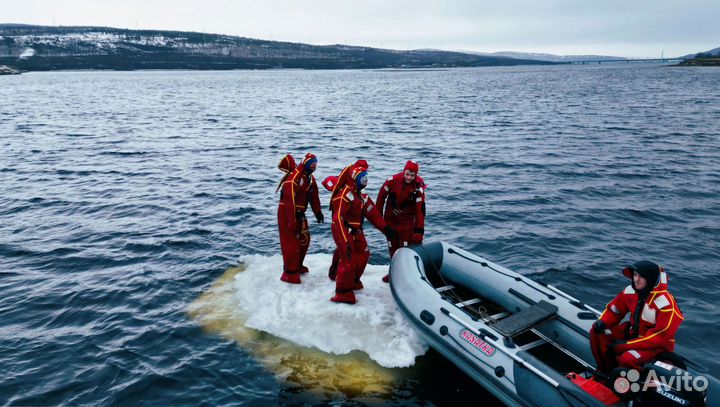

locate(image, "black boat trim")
[[577, 312, 597, 320], [509, 288, 534, 306], [420, 310, 435, 326]]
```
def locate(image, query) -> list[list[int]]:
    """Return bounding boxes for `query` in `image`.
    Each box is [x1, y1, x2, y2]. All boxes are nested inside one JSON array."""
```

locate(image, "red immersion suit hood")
[[355, 160, 369, 171], [278, 154, 296, 173], [404, 160, 419, 174]]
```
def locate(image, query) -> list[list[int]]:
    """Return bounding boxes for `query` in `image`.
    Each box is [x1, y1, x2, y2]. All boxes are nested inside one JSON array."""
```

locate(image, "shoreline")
[[677, 58, 720, 66], [0, 62, 683, 75], [0, 63, 548, 73]]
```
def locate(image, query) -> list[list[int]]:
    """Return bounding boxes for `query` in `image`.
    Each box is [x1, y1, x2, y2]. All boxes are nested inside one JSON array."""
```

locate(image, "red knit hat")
[[404, 160, 419, 173]]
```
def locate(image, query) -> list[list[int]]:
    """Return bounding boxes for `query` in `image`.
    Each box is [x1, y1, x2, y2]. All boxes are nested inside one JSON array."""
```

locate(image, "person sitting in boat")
[[322, 160, 369, 281], [376, 160, 426, 283], [330, 166, 395, 304], [590, 261, 684, 373], [277, 153, 324, 284]]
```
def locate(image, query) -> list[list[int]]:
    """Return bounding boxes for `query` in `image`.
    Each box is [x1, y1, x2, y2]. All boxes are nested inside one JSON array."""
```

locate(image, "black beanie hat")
[[622, 260, 660, 287]]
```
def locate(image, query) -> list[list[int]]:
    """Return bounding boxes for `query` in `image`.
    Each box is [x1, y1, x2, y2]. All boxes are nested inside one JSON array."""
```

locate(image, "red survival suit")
[[323, 160, 368, 281], [277, 153, 324, 284], [330, 167, 390, 304], [590, 262, 684, 372], [377, 161, 426, 282]]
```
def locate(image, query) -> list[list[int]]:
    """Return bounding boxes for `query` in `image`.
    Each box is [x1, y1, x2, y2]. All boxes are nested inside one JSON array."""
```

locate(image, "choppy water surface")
[[1, 64, 719, 406]]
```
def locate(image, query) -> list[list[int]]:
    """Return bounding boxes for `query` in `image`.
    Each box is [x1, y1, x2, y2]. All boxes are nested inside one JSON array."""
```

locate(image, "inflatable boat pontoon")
[[390, 242, 718, 407]]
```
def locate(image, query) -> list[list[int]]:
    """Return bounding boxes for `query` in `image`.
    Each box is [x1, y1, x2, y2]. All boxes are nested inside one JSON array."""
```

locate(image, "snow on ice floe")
[[234, 253, 427, 368]]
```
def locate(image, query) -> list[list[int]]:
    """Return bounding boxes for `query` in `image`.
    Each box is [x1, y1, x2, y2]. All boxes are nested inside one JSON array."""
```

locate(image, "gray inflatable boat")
[[390, 242, 718, 407]]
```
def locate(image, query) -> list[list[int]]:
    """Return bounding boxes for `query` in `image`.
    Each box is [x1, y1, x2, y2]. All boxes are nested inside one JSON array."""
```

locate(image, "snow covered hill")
[[0, 24, 555, 71]]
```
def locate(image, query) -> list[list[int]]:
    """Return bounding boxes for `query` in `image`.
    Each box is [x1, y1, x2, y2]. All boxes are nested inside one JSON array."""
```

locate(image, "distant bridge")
[[568, 58, 684, 64]]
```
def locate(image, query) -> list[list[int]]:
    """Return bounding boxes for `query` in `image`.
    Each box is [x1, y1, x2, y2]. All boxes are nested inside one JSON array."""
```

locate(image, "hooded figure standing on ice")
[[330, 166, 395, 304], [277, 153, 324, 284], [376, 160, 426, 283], [590, 261, 684, 373], [323, 159, 368, 281]]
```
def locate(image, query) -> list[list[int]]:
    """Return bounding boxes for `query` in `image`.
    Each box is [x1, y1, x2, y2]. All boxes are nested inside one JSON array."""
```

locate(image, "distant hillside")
[[465, 50, 627, 63], [677, 46, 720, 66], [0, 24, 554, 71], [679, 46, 720, 60]]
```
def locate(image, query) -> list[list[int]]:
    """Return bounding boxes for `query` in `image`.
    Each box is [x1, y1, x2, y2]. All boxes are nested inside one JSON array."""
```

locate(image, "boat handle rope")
[[441, 307, 560, 388]]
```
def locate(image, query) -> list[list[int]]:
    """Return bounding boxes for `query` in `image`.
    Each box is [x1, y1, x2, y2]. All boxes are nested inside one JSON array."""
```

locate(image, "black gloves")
[[316, 212, 324, 224], [592, 320, 606, 334], [384, 226, 397, 239]]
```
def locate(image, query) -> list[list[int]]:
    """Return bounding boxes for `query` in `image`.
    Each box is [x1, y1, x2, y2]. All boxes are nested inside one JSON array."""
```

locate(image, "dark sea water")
[[1, 64, 719, 406]]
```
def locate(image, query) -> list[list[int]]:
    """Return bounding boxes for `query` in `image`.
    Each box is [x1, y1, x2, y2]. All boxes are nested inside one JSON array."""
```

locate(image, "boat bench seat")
[[493, 300, 558, 337]]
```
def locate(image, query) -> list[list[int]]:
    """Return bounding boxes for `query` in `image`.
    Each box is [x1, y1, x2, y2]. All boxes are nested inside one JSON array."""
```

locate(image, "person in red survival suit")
[[330, 167, 396, 304], [277, 153, 324, 284], [322, 160, 369, 281], [376, 160, 426, 283], [589, 261, 684, 373]]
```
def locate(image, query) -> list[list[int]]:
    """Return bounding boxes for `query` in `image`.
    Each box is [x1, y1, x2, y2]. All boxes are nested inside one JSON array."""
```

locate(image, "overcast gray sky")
[[3, 0, 718, 57]]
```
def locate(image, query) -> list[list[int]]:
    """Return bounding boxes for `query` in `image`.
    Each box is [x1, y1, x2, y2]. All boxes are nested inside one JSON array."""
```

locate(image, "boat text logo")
[[460, 329, 495, 356]]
